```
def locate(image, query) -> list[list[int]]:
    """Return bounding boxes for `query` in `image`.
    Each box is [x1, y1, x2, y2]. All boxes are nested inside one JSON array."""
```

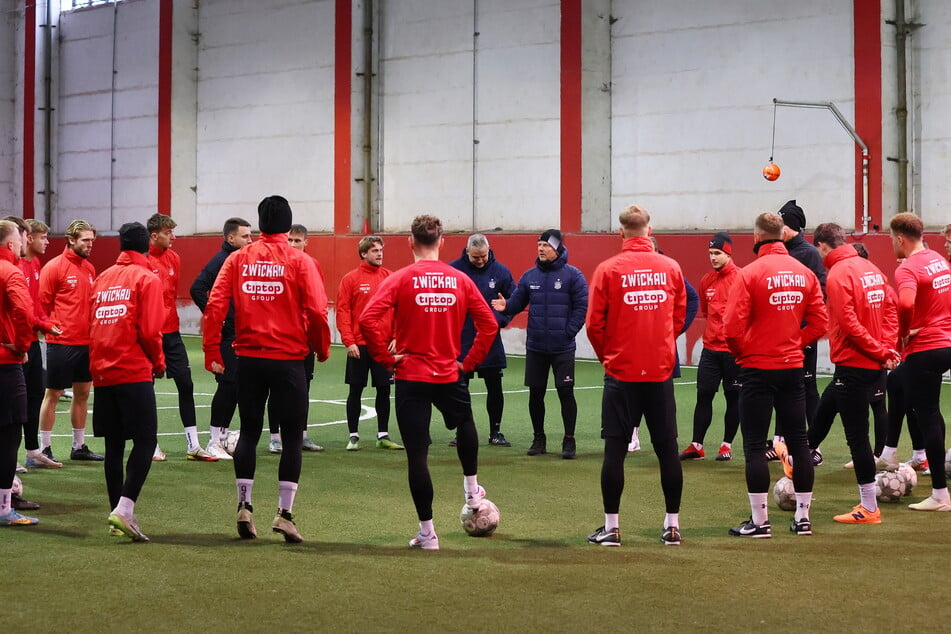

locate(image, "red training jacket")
[[359, 258, 498, 382], [586, 236, 687, 382], [824, 245, 898, 369], [699, 258, 739, 352], [39, 246, 96, 345], [18, 256, 55, 340], [0, 248, 33, 364], [147, 244, 182, 334], [337, 260, 392, 347], [723, 241, 828, 369], [202, 233, 330, 368], [893, 248, 951, 355], [90, 251, 166, 386]]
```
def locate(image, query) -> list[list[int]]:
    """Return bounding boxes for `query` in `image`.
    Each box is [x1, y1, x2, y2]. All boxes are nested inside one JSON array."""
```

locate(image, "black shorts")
[[0, 364, 26, 428], [162, 332, 192, 380], [470, 367, 503, 380], [238, 356, 309, 434], [395, 378, 474, 450], [46, 343, 92, 389], [304, 353, 315, 383], [524, 349, 575, 389], [345, 345, 392, 388], [696, 348, 740, 395], [92, 381, 158, 441], [600, 375, 675, 441]]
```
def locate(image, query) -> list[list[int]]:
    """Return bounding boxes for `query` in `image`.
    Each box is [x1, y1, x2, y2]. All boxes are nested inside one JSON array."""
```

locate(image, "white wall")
[[0, 0, 17, 210], [913, 0, 951, 224], [610, 0, 857, 231], [195, 0, 335, 234], [380, 0, 561, 233], [57, 0, 159, 233]]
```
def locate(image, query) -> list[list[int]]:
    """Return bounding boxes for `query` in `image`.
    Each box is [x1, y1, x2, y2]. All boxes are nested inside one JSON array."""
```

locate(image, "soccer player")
[[724, 212, 827, 538], [585, 204, 687, 546], [17, 219, 63, 470], [491, 230, 588, 459], [812, 223, 899, 524], [190, 217, 253, 460], [38, 219, 103, 462], [681, 232, 741, 462], [271, 224, 324, 453], [888, 212, 951, 511], [336, 234, 402, 451], [0, 219, 39, 526], [147, 213, 216, 461], [90, 223, 166, 541], [203, 195, 330, 542], [449, 234, 516, 447], [360, 214, 498, 550], [776, 200, 827, 443]]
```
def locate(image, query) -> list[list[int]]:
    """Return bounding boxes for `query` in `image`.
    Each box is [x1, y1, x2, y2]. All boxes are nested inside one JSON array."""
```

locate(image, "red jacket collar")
[[716, 259, 738, 276], [259, 233, 289, 244], [148, 243, 167, 258], [823, 244, 859, 269], [0, 247, 17, 265], [621, 236, 654, 252], [756, 241, 788, 258], [117, 251, 152, 268], [360, 259, 382, 273], [63, 245, 87, 266]]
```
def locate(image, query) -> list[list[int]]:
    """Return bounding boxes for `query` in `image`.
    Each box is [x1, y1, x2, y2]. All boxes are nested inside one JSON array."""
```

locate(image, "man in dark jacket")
[[492, 230, 588, 459], [777, 200, 827, 445], [450, 234, 516, 447], [189, 217, 252, 459]]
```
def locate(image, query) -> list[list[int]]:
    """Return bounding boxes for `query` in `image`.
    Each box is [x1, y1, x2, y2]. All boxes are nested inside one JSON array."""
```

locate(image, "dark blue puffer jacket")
[[450, 248, 516, 369], [503, 246, 588, 354]]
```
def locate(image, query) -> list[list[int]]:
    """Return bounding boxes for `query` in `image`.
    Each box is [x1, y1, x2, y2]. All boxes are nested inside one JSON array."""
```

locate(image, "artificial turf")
[[7, 336, 951, 632]]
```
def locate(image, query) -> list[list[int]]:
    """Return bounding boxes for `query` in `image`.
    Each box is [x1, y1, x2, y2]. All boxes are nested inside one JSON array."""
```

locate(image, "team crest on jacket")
[[489, 278, 496, 289], [554, 279, 562, 290]]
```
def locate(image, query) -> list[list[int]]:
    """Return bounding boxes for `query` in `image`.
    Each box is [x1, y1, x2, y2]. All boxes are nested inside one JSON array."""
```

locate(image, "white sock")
[[692, 442, 703, 451], [859, 482, 877, 512], [879, 446, 897, 462], [278, 481, 298, 511], [72, 428, 85, 450], [464, 475, 479, 493], [604, 513, 619, 531], [721, 441, 732, 449], [40, 430, 52, 449], [772, 435, 784, 445], [270, 433, 281, 442], [115, 496, 135, 517], [184, 426, 199, 451], [912, 448, 927, 462], [236, 478, 253, 505], [794, 492, 813, 521], [377, 431, 389, 439], [419, 519, 435, 535], [0, 489, 11, 515], [26, 448, 41, 459], [749, 492, 769, 525], [209, 426, 223, 445], [664, 512, 679, 529], [932, 487, 950, 503], [349, 433, 359, 440]]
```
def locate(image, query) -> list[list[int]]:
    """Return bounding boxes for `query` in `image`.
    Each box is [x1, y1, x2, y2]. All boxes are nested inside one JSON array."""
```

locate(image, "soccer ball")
[[12, 475, 22, 496], [875, 470, 907, 503], [897, 462, 917, 496], [223, 430, 241, 456], [460, 499, 500, 537], [772, 477, 796, 512]]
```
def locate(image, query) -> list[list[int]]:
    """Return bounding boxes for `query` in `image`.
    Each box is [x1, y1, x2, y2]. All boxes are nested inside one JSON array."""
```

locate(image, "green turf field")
[[7, 336, 951, 632]]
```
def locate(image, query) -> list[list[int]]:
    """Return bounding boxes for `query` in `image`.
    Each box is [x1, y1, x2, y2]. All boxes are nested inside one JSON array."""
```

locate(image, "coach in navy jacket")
[[492, 230, 588, 459]]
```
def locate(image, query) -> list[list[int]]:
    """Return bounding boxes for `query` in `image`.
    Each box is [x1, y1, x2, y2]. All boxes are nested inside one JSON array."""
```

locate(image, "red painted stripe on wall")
[[853, 0, 883, 231], [22, 2, 36, 220], [158, 0, 173, 214], [560, 0, 582, 233], [334, 0, 352, 234]]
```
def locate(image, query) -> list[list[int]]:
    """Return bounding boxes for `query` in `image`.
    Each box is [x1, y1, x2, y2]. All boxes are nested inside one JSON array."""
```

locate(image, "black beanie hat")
[[118, 222, 149, 254], [258, 195, 293, 234], [539, 229, 564, 252], [777, 200, 806, 233], [709, 231, 733, 255]]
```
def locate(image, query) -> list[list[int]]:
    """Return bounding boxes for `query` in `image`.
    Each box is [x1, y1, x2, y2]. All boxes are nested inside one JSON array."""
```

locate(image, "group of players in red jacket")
[[2, 199, 950, 544]]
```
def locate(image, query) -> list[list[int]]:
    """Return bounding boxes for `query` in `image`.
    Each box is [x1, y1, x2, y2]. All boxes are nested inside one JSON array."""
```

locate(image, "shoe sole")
[[588, 539, 621, 547], [237, 522, 257, 539], [833, 517, 881, 524], [186, 455, 219, 461], [272, 526, 303, 543], [108, 516, 148, 542]]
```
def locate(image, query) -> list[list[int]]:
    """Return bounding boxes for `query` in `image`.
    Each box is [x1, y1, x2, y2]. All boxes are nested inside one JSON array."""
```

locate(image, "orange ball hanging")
[[763, 162, 781, 181]]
